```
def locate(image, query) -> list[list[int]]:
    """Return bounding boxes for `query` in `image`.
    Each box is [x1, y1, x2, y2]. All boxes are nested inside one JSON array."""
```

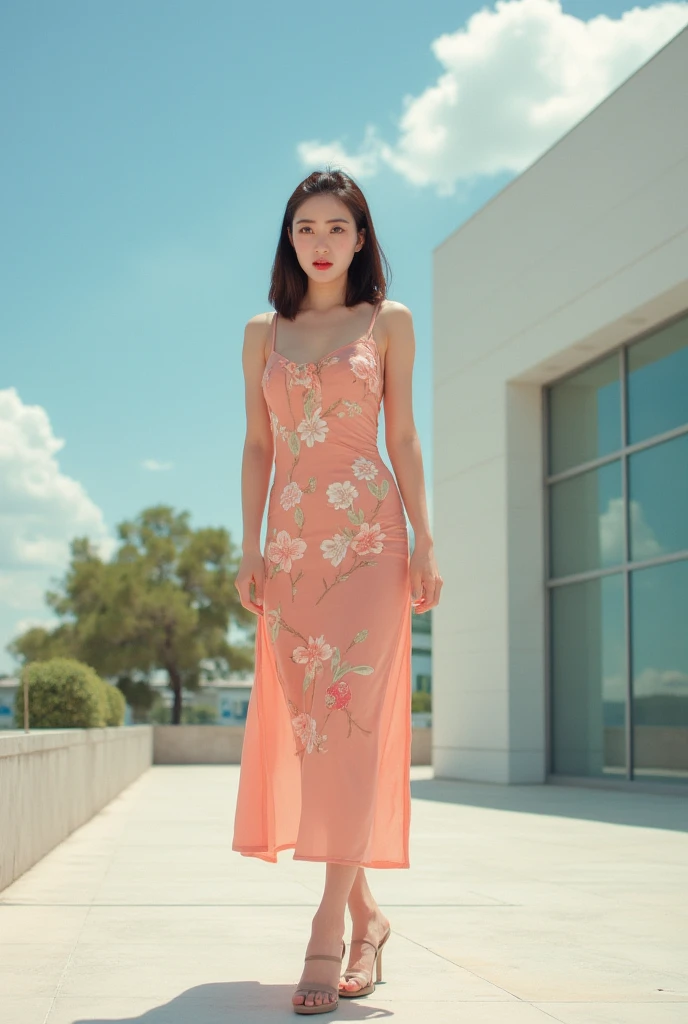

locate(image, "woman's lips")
[[313, 261, 332, 270]]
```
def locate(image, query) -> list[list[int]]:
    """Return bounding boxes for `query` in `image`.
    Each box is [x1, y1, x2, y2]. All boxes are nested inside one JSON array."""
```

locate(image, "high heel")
[[293, 939, 346, 1015], [339, 925, 391, 998]]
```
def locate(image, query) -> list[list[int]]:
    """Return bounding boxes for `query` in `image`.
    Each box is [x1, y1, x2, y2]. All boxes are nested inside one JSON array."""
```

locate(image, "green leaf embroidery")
[[308, 476, 317, 492], [367, 481, 380, 499], [352, 629, 368, 644], [288, 431, 300, 456], [294, 506, 304, 528], [331, 647, 340, 675], [346, 509, 359, 525], [379, 479, 389, 499], [350, 665, 374, 675]]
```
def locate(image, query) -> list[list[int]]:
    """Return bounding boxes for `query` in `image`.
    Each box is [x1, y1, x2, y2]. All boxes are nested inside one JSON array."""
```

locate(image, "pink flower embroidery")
[[350, 522, 386, 556], [325, 680, 352, 711], [350, 344, 379, 394], [287, 363, 321, 391], [267, 530, 307, 572], [280, 481, 303, 510], [292, 634, 334, 672]]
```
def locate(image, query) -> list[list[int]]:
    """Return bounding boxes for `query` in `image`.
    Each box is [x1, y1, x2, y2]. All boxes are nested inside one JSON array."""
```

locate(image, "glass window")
[[628, 433, 688, 562], [627, 315, 688, 444], [415, 674, 432, 694], [551, 574, 626, 777], [631, 560, 688, 783], [549, 461, 623, 578], [548, 354, 621, 475]]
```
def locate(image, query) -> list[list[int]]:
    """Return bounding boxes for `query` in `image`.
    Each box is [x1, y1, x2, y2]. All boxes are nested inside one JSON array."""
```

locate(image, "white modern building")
[[432, 28, 688, 789]]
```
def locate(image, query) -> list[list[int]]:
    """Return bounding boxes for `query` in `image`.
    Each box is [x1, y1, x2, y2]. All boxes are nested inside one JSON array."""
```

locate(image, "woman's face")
[[287, 194, 364, 284]]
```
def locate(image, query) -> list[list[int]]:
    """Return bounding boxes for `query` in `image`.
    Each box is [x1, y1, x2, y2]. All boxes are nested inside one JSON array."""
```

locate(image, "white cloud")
[[605, 667, 688, 701], [0, 385, 116, 574], [298, 0, 688, 195], [142, 459, 174, 472], [10, 615, 60, 637], [600, 496, 663, 565]]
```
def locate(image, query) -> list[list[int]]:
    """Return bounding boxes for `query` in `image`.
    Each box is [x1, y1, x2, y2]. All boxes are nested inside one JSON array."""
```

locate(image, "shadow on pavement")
[[410, 775, 688, 833], [72, 981, 393, 1023]]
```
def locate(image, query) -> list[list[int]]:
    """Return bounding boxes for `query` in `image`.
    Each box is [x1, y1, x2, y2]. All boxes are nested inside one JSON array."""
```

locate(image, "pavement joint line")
[[0, 901, 522, 908], [391, 931, 541, 1007]]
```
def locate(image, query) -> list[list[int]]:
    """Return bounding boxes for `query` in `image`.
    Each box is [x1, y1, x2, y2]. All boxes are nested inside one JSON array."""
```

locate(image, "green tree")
[[7, 506, 255, 724]]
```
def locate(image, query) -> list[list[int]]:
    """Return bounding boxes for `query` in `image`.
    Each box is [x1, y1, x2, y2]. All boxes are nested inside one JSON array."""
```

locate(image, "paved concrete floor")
[[1, 765, 687, 1024]]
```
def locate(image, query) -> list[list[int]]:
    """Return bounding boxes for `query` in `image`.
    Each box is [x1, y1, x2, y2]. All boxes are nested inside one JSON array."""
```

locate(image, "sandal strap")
[[350, 937, 378, 953], [304, 953, 342, 964], [344, 970, 369, 983], [296, 982, 338, 995]]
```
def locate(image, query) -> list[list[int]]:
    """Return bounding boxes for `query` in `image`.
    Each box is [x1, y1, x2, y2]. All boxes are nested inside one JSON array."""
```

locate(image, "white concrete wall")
[[0, 727, 152, 891], [432, 29, 688, 782], [152, 723, 432, 767]]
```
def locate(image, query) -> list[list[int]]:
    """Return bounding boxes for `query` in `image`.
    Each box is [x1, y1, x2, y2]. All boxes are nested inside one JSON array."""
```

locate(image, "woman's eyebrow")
[[294, 216, 350, 224]]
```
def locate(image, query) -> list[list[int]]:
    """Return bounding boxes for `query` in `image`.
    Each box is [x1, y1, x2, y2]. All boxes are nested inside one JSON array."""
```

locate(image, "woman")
[[233, 168, 442, 1015]]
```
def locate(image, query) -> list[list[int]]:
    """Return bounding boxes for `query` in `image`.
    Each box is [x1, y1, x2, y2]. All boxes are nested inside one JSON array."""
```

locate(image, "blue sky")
[[2, 0, 687, 673]]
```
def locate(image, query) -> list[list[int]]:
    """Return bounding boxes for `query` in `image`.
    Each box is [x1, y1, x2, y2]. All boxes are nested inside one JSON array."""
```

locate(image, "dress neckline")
[[269, 300, 381, 368]]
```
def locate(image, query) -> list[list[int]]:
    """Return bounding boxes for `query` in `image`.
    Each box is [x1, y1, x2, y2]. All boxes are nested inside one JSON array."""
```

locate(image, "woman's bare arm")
[[240, 314, 274, 552], [234, 314, 274, 614], [382, 302, 432, 544], [382, 301, 442, 612]]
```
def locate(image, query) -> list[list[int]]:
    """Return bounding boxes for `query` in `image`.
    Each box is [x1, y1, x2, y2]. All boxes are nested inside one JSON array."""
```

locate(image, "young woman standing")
[[233, 169, 442, 1014]]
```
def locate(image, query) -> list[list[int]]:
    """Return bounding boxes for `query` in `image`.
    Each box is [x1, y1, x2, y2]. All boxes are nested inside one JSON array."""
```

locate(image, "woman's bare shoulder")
[[242, 311, 275, 360], [378, 299, 413, 346], [378, 298, 413, 328], [245, 310, 275, 333]]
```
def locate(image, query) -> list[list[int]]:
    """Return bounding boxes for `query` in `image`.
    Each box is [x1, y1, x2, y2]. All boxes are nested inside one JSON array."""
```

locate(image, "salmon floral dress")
[[232, 299, 412, 868]]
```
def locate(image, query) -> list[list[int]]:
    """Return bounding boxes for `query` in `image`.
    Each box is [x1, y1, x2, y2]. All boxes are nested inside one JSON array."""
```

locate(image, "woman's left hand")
[[409, 539, 443, 613]]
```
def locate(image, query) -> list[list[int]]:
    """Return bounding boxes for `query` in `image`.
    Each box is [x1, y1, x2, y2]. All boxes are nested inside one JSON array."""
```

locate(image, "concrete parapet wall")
[[0, 726, 152, 892], [153, 724, 433, 766]]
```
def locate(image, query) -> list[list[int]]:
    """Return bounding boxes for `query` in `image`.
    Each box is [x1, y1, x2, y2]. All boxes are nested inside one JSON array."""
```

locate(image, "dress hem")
[[232, 843, 410, 870]]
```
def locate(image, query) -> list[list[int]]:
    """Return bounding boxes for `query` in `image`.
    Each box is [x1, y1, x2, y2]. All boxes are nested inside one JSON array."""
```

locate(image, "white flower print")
[[280, 481, 303, 511], [267, 530, 307, 572], [326, 480, 359, 510], [291, 712, 321, 754], [297, 406, 329, 447], [350, 522, 386, 556], [352, 457, 378, 481], [320, 532, 350, 567], [292, 634, 333, 672]]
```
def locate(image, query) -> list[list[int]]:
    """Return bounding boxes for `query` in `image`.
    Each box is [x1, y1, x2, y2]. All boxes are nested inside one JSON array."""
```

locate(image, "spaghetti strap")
[[270, 310, 278, 354], [366, 299, 382, 337]]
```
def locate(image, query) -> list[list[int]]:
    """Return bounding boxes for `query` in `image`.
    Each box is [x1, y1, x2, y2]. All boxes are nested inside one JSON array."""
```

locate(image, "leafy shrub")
[[182, 704, 218, 725], [411, 690, 432, 714], [14, 657, 110, 729], [102, 682, 126, 726]]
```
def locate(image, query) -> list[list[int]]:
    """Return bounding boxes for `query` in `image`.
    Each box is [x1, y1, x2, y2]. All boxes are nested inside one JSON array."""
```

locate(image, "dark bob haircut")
[[268, 167, 391, 320]]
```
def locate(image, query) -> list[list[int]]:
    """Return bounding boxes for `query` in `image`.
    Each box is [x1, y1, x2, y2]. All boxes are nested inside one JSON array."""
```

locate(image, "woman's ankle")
[[348, 897, 383, 924]]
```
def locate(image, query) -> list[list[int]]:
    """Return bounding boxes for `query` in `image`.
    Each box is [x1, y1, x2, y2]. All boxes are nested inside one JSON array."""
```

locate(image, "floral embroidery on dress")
[[326, 481, 359, 510], [349, 340, 380, 398], [297, 406, 329, 447], [352, 456, 378, 480], [267, 530, 306, 574], [269, 606, 373, 754]]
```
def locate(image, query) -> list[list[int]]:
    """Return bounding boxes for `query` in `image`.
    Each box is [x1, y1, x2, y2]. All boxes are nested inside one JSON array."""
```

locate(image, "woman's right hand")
[[234, 550, 265, 616]]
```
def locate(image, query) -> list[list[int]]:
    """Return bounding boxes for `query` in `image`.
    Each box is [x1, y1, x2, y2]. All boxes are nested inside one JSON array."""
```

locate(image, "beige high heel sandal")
[[293, 939, 346, 1015], [338, 925, 391, 998]]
